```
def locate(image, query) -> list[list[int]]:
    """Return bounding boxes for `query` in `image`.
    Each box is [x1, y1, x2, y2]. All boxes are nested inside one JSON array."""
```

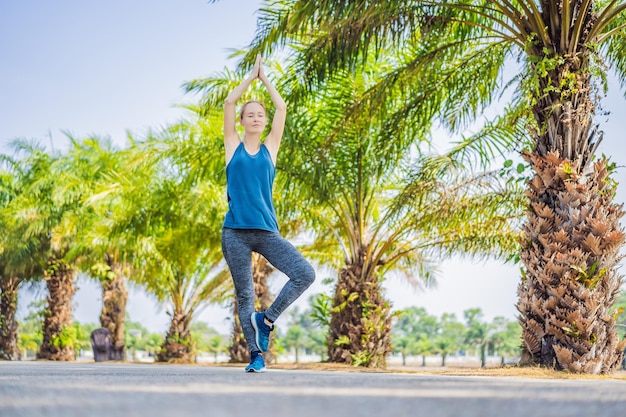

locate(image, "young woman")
[[222, 55, 315, 372]]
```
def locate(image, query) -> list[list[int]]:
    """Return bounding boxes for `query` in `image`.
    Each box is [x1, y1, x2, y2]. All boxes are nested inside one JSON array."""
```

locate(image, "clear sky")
[[3, 0, 626, 334]]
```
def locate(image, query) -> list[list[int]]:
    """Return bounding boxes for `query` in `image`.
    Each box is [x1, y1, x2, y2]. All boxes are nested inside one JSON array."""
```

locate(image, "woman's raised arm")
[[223, 55, 261, 158], [258, 59, 286, 162]]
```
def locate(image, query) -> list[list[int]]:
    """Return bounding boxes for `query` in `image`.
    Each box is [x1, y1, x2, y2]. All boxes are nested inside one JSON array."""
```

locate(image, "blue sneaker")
[[251, 312, 273, 352], [245, 352, 265, 373]]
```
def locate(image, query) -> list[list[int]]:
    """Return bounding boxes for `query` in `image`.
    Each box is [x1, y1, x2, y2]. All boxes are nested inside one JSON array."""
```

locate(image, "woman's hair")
[[239, 100, 266, 120]]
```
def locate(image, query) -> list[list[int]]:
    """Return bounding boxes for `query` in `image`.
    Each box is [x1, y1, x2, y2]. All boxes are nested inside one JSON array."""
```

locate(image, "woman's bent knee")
[[300, 263, 316, 288]]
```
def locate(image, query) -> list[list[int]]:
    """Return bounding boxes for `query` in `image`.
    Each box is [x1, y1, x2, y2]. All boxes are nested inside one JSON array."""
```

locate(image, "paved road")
[[1, 361, 625, 417]]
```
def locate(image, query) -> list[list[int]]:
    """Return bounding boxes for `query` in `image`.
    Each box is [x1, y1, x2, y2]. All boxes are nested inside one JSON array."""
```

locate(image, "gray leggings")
[[221, 227, 316, 352]]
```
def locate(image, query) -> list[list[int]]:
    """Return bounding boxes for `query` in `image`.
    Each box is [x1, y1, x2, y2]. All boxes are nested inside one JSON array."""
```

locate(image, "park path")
[[1, 361, 625, 417]]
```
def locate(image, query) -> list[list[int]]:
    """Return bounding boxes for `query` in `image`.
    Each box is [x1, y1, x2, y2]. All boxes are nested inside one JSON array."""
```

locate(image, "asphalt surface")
[[1, 361, 625, 417]]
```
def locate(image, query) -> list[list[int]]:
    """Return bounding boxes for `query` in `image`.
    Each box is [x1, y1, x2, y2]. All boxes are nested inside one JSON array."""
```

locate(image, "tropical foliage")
[[392, 306, 521, 366], [107, 121, 231, 363], [1, 141, 79, 361], [0, 163, 26, 360], [243, 0, 626, 373], [5, 0, 626, 376], [392, 307, 438, 366], [55, 136, 132, 360], [275, 303, 327, 362], [231, 3, 525, 368], [16, 308, 169, 361]]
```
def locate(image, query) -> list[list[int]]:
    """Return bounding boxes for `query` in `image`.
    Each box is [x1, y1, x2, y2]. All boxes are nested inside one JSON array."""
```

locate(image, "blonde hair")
[[239, 100, 266, 120]]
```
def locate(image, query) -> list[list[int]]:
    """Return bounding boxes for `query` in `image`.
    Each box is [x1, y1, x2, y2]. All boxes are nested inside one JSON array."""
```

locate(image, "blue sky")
[[0, 0, 260, 149], [2, 1, 626, 334]]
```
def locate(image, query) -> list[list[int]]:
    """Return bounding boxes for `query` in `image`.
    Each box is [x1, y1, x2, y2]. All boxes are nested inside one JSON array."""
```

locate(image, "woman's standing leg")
[[221, 228, 259, 352]]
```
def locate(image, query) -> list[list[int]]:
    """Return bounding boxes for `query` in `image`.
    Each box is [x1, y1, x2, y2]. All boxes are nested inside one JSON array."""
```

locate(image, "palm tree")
[[463, 308, 495, 368], [393, 306, 439, 366], [433, 313, 466, 366], [391, 334, 417, 366], [1, 149, 60, 360], [276, 56, 522, 367], [56, 136, 132, 360], [0, 271, 20, 360], [491, 316, 523, 365], [228, 253, 276, 362], [3, 141, 80, 361], [245, 0, 626, 373], [188, 39, 519, 368], [92, 254, 129, 361], [191, 321, 227, 362], [0, 164, 28, 360], [106, 121, 231, 363]]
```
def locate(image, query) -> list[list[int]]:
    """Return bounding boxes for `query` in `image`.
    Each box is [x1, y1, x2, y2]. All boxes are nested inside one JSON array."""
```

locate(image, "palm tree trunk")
[[99, 256, 128, 361], [228, 305, 248, 362], [327, 261, 392, 367], [517, 26, 626, 372], [38, 259, 76, 361], [157, 309, 193, 363], [480, 344, 486, 368], [0, 276, 20, 360], [228, 253, 275, 362], [517, 152, 626, 373]]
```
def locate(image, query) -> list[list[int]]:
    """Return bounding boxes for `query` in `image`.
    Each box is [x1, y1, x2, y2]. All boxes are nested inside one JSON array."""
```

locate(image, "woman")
[[222, 55, 316, 372]]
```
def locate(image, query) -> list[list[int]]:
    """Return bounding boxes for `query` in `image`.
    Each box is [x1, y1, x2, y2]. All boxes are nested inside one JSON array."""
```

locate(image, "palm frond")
[[446, 102, 531, 169]]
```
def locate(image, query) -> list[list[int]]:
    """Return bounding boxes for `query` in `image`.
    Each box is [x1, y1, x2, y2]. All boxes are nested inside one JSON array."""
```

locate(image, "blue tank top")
[[223, 142, 279, 232]]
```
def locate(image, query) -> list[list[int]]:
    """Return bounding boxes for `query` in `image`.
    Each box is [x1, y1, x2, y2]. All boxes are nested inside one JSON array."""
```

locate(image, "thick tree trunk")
[[517, 152, 626, 373], [99, 256, 128, 361], [157, 309, 193, 363], [229, 253, 275, 363], [38, 259, 76, 361], [517, 11, 626, 372], [228, 305, 248, 363], [327, 261, 392, 367], [0, 276, 21, 360]]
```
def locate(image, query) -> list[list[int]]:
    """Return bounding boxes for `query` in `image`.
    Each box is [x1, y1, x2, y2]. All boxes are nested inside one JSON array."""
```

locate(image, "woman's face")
[[240, 102, 267, 134]]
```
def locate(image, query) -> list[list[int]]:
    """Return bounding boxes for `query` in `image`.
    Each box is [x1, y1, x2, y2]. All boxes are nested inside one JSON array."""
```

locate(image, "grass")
[[207, 361, 626, 381], [391, 365, 626, 381]]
